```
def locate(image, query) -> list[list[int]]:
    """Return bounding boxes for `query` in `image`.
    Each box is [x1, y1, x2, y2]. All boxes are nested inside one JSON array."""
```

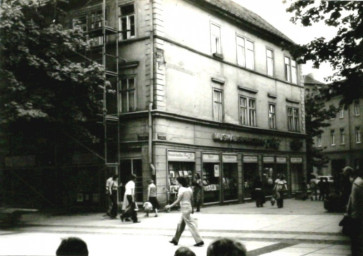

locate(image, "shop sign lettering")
[[243, 156, 258, 163], [276, 157, 287, 164], [202, 154, 219, 163], [290, 157, 303, 163], [168, 151, 195, 162], [222, 155, 237, 163], [263, 156, 274, 163], [213, 133, 279, 149]]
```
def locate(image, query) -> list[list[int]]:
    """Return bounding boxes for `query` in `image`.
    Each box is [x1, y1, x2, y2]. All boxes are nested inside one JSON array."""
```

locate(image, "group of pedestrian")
[[309, 177, 330, 201], [55, 237, 246, 256], [252, 173, 287, 208]]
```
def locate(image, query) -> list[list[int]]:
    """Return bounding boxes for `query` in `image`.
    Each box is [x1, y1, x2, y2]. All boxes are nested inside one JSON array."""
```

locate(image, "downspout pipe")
[[148, 0, 155, 176]]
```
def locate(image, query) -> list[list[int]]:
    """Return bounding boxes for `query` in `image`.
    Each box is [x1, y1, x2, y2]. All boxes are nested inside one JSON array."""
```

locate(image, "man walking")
[[109, 174, 119, 219], [105, 175, 114, 217]]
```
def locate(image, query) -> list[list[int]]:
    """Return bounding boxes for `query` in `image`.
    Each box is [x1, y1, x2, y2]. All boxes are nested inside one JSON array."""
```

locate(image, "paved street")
[[0, 199, 350, 256]]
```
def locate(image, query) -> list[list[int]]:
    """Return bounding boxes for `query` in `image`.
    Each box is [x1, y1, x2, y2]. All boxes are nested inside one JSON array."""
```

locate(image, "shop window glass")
[[202, 163, 220, 203], [243, 160, 259, 198], [223, 163, 238, 201]]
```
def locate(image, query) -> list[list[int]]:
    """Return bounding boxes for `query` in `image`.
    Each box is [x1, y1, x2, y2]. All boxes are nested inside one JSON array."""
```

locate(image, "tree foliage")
[[305, 91, 337, 171], [0, 0, 105, 156], [287, 1, 363, 106]]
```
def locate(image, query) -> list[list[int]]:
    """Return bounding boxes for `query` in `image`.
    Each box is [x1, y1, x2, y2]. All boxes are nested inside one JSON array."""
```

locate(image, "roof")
[[304, 74, 324, 85], [197, 0, 294, 44]]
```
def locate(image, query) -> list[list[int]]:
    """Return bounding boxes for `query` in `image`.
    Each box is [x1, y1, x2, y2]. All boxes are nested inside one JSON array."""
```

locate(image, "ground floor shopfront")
[[118, 143, 306, 206]]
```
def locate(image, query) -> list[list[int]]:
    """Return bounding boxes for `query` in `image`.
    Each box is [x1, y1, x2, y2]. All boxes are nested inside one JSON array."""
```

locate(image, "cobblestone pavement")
[[0, 199, 350, 256]]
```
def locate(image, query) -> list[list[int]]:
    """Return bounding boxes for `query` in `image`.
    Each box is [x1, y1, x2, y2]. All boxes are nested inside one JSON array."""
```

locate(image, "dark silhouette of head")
[[207, 238, 247, 256], [56, 237, 88, 256], [177, 177, 188, 187], [129, 174, 136, 181], [112, 174, 118, 180], [174, 246, 196, 256]]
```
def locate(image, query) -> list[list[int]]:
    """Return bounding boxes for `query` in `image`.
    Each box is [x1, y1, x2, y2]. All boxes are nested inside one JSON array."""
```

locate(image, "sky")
[[233, 0, 338, 83]]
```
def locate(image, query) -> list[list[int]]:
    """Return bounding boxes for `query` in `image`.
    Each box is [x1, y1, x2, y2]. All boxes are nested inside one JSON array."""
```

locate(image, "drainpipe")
[[148, 0, 156, 176]]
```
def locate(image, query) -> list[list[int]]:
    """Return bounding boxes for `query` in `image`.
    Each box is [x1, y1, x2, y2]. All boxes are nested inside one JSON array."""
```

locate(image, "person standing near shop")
[[147, 179, 160, 217], [105, 175, 113, 217], [273, 174, 287, 208], [109, 174, 119, 219], [192, 173, 203, 212], [346, 168, 363, 256], [121, 174, 139, 223], [166, 176, 204, 247], [252, 176, 265, 207]]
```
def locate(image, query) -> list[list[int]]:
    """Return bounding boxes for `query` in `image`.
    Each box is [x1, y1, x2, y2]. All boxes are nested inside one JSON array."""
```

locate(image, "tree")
[[304, 90, 337, 173], [287, 1, 363, 106], [0, 0, 106, 159]]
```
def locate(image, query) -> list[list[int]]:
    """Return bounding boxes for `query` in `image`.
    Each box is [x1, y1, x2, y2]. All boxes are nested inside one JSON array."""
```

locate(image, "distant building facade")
[[66, 0, 307, 207], [304, 74, 363, 177]]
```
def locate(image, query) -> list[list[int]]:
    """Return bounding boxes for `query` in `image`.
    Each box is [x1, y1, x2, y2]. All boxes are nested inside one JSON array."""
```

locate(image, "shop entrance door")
[[291, 164, 303, 192], [202, 154, 221, 204], [262, 165, 275, 196], [222, 163, 238, 201], [243, 163, 259, 198], [120, 159, 143, 202]]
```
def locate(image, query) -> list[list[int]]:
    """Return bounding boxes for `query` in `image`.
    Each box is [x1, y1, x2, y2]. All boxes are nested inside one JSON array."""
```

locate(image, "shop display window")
[[203, 163, 220, 203], [243, 163, 259, 198], [223, 163, 238, 201], [168, 162, 194, 194]]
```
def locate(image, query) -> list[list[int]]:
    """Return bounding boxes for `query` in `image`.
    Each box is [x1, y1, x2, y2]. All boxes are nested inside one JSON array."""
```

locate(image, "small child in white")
[[143, 201, 153, 217]]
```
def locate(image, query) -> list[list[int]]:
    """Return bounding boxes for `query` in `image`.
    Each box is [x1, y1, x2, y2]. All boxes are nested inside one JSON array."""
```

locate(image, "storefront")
[[202, 153, 220, 204], [167, 151, 195, 201], [262, 156, 275, 195], [222, 154, 238, 202], [290, 157, 304, 192], [276, 156, 288, 190], [242, 155, 259, 199]]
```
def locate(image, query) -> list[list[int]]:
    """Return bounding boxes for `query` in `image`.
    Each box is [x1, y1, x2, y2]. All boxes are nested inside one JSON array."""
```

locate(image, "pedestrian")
[[192, 173, 203, 212], [147, 179, 160, 217], [207, 238, 247, 256], [346, 168, 363, 256], [273, 174, 287, 208], [120, 174, 139, 223], [310, 178, 317, 201], [174, 246, 196, 256], [342, 166, 354, 206], [165, 176, 204, 247], [109, 174, 119, 218], [252, 176, 265, 207], [56, 237, 88, 256], [105, 175, 113, 216]]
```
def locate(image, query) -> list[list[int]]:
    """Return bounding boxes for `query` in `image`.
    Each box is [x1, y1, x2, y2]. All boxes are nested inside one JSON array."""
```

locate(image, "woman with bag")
[[273, 174, 287, 208], [165, 177, 204, 247], [120, 174, 139, 223], [344, 168, 363, 256]]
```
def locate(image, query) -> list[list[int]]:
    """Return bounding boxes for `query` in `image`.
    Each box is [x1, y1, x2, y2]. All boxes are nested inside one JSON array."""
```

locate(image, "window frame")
[[119, 75, 137, 113], [340, 128, 345, 145], [212, 88, 223, 122], [268, 103, 276, 129], [119, 3, 136, 41], [356, 127, 361, 144], [339, 108, 344, 119], [239, 95, 257, 127], [317, 134, 322, 147], [284, 56, 298, 84], [353, 100, 360, 116], [236, 35, 255, 70], [287, 106, 300, 132], [266, 48, 274, 77], [330, 129, 336, 146], [210, 22, 222, 55]]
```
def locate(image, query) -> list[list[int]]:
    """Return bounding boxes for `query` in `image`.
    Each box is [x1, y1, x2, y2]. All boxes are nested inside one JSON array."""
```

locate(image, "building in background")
[[304, 74, 363, 177], [67, 0, 307, 207]]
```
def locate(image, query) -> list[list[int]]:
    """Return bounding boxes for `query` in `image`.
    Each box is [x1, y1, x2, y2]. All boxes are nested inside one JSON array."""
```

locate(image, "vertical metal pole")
[[102, 0, 107, 163]]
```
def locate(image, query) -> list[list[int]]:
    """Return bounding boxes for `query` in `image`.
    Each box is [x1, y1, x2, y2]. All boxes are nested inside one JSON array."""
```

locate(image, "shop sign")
[[168, 151, 195, 162], [203, 154, 219, 163], [290, 157, 303, 163], [243, 155, 258, 163], [276, 157, 287, 164], [214, 164, 220, 177], [213, 133, 265, 146], [263, 156, 274, 163], [222, 154, 237, 163]]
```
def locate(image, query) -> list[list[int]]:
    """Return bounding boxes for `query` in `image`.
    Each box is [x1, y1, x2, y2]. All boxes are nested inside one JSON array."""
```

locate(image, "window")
[[268, 103, 276, 129], [287, 107, 300, 131], [119, 4, 135, 40], [339, 108, 344, 118], [211, 24, 221, 55], [284, 56, 298, 84], [330, 130, 335, 146], [120, 77, 136, 112], [213, 89, 223, 122], [90, 10, 102, 29], [72, 16, 87, 31], [266, 49, 274, 77], [356, 127, 361, 143], [240, 96, 256, 126], [317, 134, 322, 147], [340, 128, 345, 145], [354, 100, 360, 116], [236, 36, 254, 69]]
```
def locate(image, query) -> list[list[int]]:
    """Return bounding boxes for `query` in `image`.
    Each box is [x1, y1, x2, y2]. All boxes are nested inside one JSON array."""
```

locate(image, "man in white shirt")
[[105, 175, 114, 217], [121, 174, 139, 223]]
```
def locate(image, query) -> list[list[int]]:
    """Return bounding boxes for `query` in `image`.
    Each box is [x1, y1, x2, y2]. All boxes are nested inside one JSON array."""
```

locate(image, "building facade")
[[305, 74, 363, 177], [69, 0, 306, 206]]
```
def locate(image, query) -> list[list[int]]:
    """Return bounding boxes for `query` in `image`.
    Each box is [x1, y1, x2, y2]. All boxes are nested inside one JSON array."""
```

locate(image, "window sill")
[[212, 53, 224, 59]]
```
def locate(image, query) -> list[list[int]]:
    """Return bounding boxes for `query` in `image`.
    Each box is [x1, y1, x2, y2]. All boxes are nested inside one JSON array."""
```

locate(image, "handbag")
[[339, 215, 358, 236]]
